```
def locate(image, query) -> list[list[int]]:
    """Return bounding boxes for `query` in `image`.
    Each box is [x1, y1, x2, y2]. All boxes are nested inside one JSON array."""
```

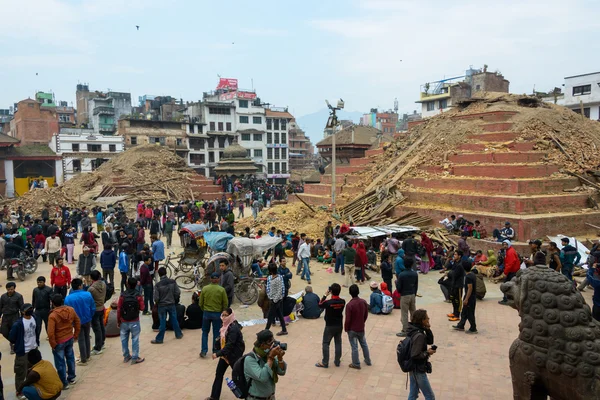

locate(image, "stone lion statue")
[[500, 265, 600, 399]]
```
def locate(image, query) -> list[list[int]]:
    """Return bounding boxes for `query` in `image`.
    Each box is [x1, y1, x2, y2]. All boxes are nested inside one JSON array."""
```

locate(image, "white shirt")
[[23, 317, 37, 353], [298, 242, 311, 259]]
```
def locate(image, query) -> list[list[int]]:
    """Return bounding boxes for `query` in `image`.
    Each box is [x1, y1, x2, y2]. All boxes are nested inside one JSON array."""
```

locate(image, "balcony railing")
[[93, 106, 115, 115], [99, 124, 115, 132]]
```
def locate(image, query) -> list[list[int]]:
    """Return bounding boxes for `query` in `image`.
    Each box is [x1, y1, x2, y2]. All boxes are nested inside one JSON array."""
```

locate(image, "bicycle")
[[175, 264, 205, 290], [234, 273, 265, 305]]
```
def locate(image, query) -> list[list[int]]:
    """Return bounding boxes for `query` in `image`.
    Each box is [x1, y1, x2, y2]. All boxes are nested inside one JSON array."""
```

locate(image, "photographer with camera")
[[406, 309, 436, 400], [244, 329, 287, 400]]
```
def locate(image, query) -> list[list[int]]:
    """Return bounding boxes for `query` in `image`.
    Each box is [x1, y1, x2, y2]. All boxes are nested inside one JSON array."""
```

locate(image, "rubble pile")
[[8, 145, 198, 215]]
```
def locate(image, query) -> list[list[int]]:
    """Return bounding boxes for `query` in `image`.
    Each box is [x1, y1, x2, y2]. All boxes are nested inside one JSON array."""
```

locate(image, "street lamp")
[[325, 99, 344, 213]]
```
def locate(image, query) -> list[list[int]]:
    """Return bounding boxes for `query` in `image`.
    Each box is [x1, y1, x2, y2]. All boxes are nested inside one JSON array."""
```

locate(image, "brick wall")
[[471, 73, 510, 93], [11, 100, 59, 145]]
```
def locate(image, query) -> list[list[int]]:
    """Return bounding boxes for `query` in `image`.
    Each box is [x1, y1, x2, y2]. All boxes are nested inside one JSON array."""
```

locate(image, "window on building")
[[281, 148, 287, 159], [241, 133, 251, 141], [281, 132, 286, 144], [130, 136, 137, 145], [573, 85, 592, 96], [190, 154, 205, 164], [268, 162, 273, 174], [254, 149, 263, 157], [267, 132, 272, 144], [209, 122, 216, 131], [218, 122, 224, 131], [439, 99, 447, 109], [207, 137, 215, 148], [475, 85, 481, 91], [219, 151, 223, 159], [109, 144, 116, 152], [246, 149, 251, 157], [274, 132, 280, 144], [149, 137, 166, 145], [253, 116, 262, 124], [274, 162, 280, 173], [282, 162, 287, 173], [426, 101, 435, 111], [72, 143, 80, 152], [208, 107, 231, 115], [274, 148, 280, 159], [209, 152, 215, 163], [274, 119, 280, 130], [266, 119, 272, 130], [572, 107, 591, 118], [72, 159, 81, 172], [239, 100, 249, 108], [253, 133, 262, 141], [189, 124, 195, 134], [267, 148, 273, 159], [226, 122, 232, 131], [281, 119, 287, 130], [87, 144, 101, 152], [176, 138, 183, 146], [239, 116, 249, 124]]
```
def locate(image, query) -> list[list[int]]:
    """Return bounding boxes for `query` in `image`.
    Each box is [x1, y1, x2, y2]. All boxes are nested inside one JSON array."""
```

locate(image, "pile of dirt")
[[8, 145, 198, 215], [236, 203, 332, 239]]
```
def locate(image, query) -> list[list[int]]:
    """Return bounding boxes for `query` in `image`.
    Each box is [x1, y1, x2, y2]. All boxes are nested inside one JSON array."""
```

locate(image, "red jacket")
[[344, 297, 368, 333], [504, 246, 520, 274], [136, 228, 145, 244], [144, 208, 153, 219], [51, 265, 72, 287]]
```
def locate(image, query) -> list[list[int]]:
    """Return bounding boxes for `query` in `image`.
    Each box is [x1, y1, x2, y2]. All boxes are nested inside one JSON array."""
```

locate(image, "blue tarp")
[[204, 232, 234, 251]]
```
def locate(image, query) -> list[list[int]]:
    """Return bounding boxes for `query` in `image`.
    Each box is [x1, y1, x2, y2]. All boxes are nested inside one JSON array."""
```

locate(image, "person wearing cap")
[[198, 270, 228, 356], [368, 281, 383, 315], [9, 302, 42, 393], [244, 329, 287, 400], [493, 222, 515, 243], [525, 240, 543, 267], [559, 237, 581, 281], [76, 246, 96, 287], [498, 240, 521, 305], [300, 286, 322, 319], [151, 267, 183, 344]]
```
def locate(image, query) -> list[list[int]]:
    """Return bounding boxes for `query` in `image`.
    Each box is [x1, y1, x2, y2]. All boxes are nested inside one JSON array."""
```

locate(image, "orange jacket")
[[48, 306, 81, 349]]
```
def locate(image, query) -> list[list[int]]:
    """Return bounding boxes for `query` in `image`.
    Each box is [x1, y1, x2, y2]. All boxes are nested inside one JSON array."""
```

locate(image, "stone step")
[[405, 190, 591, 215], [451, 110, 518, 122], [448, 152, 546, 164], [467, 131, 520, 142], [350, 157, 373, 166], [393, 204, 600, 239], [189, 185, 223, 193], [191, 192, 227, 201], [288, 193, 348, 207], [405, 177, 580, 195], [320, 174, 364, 185], [365, 148, 384, 157], [458, 142, 536, 152], [303, 183, 361, 196], [424, 163, 560, 178], [482, 122, 513, 132], [334, 165, 365, 174]]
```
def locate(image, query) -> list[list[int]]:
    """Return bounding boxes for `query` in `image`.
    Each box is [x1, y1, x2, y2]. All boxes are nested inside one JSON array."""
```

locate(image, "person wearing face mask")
[[244, 329, 287, 400], [206, 308, 244, 400], [9, 303, 42, 397]]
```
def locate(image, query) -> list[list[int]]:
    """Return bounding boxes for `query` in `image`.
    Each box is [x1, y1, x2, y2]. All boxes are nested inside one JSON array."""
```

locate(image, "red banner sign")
[[219, 91, 257, 101], [216, 78, 238, 90]]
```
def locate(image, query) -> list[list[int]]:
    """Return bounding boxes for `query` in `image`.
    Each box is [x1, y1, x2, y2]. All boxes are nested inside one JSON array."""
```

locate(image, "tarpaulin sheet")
[[350, 224, 421, 239], [546, 235, 590, 266], [203, 232, 234, 251], [227, 237, 282, 267]]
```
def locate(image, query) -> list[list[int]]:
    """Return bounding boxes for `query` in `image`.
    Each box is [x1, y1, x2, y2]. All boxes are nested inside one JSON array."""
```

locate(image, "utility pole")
[[325, 99, 344, 214]]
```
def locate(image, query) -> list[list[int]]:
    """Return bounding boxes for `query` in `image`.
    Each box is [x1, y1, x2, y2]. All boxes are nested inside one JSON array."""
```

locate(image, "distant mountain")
[[296, 108, 364, 148]]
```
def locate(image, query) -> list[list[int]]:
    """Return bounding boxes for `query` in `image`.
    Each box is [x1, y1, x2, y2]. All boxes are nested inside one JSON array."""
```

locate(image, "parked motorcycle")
[[10, 250, 38, 281]]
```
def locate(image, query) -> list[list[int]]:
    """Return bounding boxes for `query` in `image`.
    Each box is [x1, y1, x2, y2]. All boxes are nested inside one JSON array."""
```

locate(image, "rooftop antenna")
[[394, 98, 398, 113]]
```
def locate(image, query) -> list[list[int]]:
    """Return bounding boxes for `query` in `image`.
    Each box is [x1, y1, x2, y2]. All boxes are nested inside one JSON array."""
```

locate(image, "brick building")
[[117, 118, 189, 159], [9, 99, 59, 145], [361, 109, 399, 133]]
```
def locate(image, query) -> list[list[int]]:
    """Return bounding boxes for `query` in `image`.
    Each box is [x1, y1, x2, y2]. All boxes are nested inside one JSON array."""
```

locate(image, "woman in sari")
[[420, 232, 434, 274], [355, 241, 368, 284]]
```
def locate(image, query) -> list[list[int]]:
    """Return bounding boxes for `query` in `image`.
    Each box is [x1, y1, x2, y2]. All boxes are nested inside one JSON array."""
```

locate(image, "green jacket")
[[198, 283, 228, 313], [343, 247, 356, 265], [164, 220, 174, 234], [244, 351, 286, 397]]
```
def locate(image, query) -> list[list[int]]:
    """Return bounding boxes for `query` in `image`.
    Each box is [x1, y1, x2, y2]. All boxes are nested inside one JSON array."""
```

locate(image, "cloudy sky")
[[1, 0, 598, 123]]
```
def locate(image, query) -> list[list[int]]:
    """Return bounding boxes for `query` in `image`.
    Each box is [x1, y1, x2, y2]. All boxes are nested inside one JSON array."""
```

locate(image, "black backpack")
[[397, 335, 414, 372], [231, 352, 256, 399], [104, 281, 115, 303], [121, 292, 140, 321]]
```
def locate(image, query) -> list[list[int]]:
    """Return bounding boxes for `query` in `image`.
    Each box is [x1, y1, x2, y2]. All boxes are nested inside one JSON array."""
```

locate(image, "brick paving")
[[0, 242, 595, 399]]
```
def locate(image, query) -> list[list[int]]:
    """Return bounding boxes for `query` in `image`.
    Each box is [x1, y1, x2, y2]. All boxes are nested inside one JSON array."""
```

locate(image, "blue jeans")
[[156, 305, 182, 342], [22, 385, 43, 400], [335, 253, 345, 273], [408, 371, 435, 400], [251, 263, 263, 277], [347, 331, 371, 367], [561, 265, 574, 281], [120, 320, 141, 360], [201, 311, 222, 354], [52, 337, 76, 385], [301, 257, 311, 281]]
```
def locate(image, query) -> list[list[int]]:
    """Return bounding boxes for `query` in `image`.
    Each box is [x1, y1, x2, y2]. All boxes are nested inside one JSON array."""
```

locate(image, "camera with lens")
[[273, 340, 287, 351]]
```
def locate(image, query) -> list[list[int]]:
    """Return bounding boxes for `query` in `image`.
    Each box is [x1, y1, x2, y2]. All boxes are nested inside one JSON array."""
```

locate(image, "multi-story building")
[[317, 125, 389, 163], [288, 120, 314, 171], [56, 101, 76, 128], [49, 128, 125, 181], [0, 109, 13, 135], [361, 109, 399, 133], [562, 72, 600, 120], [10, 98, 59, 145], [88, 92, 132, 135], [417, 67, 509, 118], [117, 118, 189, 159], [265, 108, 293, 184], [35, 92, 56, 108]]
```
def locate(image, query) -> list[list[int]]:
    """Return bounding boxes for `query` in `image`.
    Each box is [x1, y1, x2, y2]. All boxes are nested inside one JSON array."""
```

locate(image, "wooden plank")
[[388, 143, 434, 186], [564, 170, 600, 191], [294, 194, 316, 213]]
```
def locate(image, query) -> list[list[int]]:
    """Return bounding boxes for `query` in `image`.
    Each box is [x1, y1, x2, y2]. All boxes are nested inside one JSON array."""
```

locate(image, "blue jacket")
[[369, 290, 383, 314], [152, 240, 165, 261], [587, 268, 600, 307], [9, 315, 42, 357], [394, 249, 406, 275], [119, 251, 129, 273], [100, 249, 116, 269], [65, 290, 95, 324]]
